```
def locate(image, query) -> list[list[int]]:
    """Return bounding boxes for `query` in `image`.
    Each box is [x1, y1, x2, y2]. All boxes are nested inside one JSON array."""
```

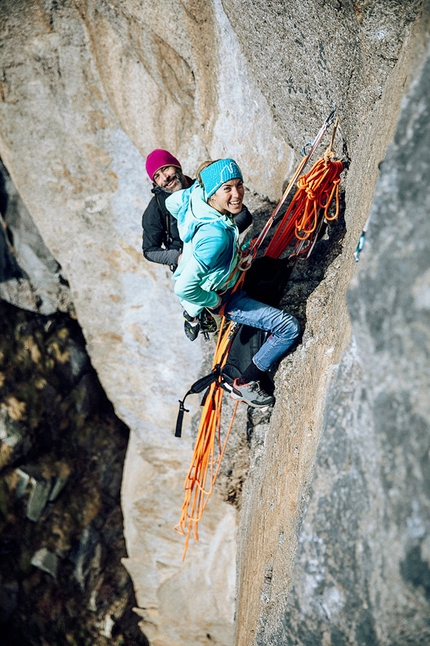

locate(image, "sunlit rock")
[[31, 547, 58, 578], [0, 0, 429, 645]]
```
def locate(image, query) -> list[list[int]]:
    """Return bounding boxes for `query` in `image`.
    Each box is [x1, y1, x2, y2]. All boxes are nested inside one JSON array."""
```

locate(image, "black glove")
[[199, 309, 217, 336]]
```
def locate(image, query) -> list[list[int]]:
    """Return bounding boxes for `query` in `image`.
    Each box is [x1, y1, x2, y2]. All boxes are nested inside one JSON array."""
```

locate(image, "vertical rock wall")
[[0, 159, 73, 314], [0, 1, 290, 644], [1, 0, 429, 644], [273, 37, 430, 646], [229, 3, 430, 645]]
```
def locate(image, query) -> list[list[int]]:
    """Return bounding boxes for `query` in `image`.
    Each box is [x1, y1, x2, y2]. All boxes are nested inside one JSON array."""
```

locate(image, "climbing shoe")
[[230, 379, 275, 409], [183, 310, 200, 342]]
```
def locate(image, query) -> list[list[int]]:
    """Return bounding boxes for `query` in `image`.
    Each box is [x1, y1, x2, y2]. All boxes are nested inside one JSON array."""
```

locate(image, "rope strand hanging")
[[174, 318, 238, 560]]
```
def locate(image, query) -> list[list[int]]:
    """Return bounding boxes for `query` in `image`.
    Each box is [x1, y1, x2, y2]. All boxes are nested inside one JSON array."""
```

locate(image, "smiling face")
[[153, 165, 186, 193], [208, 177, 244, 215]]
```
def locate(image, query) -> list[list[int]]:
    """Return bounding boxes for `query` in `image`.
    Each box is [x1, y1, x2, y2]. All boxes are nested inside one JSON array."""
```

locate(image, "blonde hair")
[[196, 160, 220, 188]]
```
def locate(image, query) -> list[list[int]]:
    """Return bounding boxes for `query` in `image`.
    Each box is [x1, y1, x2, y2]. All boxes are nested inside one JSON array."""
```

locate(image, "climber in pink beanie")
[[141, 148, 254, 342], [142, 149, 193, 271]]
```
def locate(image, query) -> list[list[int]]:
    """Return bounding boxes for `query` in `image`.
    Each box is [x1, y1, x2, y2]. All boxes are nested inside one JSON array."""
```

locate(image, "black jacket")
[[142, 185, 183, 269], [142, 181, 253, 270]]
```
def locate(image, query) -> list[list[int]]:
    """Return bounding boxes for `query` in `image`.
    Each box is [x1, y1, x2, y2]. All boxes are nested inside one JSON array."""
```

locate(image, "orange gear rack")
[[175, 111, 345, 560]]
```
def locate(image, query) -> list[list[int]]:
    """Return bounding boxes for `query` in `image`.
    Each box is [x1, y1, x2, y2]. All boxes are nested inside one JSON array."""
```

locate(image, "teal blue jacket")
[[166, 182, 240, 317]]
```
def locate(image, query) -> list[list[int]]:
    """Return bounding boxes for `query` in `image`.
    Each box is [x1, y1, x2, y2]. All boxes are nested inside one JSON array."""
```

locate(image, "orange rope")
[[175, 318, 239, 559], [265, 155, 343, 259]]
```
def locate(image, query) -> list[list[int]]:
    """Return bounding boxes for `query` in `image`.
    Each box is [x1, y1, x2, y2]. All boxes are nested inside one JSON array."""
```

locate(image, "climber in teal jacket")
[[166, 180, 241, 317], [166, 158, 300, 409]]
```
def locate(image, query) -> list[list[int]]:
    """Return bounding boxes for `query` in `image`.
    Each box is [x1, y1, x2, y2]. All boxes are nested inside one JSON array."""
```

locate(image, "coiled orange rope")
[[265, 153, 344, 259]]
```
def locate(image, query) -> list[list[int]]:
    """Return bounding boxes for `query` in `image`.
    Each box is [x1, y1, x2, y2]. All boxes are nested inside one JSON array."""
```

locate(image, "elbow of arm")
[[174, 278, 191, 302]]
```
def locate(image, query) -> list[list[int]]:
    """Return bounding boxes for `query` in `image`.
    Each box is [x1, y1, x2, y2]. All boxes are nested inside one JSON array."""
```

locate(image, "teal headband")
[[200, 159, 243, 200]]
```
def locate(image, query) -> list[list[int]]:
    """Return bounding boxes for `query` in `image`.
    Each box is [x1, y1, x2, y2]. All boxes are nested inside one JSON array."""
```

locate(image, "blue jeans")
[[219, 289, 300, 372]]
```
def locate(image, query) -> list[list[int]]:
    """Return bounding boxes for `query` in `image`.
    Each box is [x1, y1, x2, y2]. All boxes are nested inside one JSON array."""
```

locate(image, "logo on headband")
[[220, 161, 242, 183]]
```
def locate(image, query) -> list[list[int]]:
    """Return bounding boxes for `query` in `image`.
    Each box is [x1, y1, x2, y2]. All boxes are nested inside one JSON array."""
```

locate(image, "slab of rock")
[[0, 1, 291, 642], [31, 547, 58, 578]]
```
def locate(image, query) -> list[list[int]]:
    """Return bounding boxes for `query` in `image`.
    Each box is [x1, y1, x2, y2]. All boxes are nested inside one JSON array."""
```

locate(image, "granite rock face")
[[0, 0, 429, 645], [269, 45, 430, 645], [0, 1, 289, 643], [222, 0, 424, 152], [0, 159, 73, 314], [231, 4, 430, 645]]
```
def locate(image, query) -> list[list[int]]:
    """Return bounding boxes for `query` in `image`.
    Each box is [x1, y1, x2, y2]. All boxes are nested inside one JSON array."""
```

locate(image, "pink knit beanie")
[[145, 149, 181, 181]]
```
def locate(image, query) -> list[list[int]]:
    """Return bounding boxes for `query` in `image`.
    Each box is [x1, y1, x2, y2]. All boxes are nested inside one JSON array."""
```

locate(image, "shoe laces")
[[250, 381, 268, 397]]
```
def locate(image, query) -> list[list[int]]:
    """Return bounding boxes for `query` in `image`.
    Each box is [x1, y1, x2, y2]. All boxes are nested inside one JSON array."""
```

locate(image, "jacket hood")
[[166, 182, 236, 242]]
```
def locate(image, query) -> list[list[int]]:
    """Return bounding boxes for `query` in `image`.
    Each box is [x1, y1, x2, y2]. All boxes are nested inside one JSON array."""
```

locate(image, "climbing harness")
[[175, 108, 346, 559]]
